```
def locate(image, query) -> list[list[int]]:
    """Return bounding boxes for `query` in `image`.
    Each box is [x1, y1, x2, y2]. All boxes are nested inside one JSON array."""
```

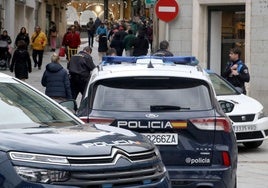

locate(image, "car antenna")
[[147, 55, 154, 68]]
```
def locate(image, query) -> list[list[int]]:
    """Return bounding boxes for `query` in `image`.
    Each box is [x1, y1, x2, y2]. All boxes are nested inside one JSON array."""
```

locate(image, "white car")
[[207, 70, 268, 149]]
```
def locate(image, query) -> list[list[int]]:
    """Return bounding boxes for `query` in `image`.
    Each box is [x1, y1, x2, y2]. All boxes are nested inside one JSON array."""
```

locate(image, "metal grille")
[[229, 114, 255, 122], [236, 131, 263, 140]]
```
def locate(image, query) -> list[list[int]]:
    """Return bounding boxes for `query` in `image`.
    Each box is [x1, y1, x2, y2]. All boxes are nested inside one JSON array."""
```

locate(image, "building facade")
[[1, 0, 268, 111], [0, 0, 69, 48], [155, 0, 268, 111]]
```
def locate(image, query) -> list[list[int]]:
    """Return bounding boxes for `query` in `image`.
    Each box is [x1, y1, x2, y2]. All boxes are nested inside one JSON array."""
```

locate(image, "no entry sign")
[[155, 0, 179, 22]]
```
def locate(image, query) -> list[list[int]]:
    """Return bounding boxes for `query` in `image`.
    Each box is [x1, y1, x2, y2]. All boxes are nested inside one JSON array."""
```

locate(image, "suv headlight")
[[9, 152, 69, 165], [9, 152, 70, 183], [14, 166, 70, 183]]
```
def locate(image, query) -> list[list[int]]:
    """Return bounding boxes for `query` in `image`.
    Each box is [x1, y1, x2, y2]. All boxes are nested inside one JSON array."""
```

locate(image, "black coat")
[[15, 33, 30, 47], [41, 62, 72, 99], [98, 34, 108, 53], [110, 34, 124, 56], [133, 35, 149, 56], [10, 49, 31, 79]]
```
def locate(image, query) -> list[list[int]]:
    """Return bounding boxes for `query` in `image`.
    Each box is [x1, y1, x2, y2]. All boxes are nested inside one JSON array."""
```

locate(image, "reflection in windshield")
[[93, 79, 212, 112], [208, 73, 239, 96], [0, 82, 78, 128]]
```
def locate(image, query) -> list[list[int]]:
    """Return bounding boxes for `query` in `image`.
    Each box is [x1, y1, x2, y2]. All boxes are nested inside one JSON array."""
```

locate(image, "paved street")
[[1, 36, 268, 188]]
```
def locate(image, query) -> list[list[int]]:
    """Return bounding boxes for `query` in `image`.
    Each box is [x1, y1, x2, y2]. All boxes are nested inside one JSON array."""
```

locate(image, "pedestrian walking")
[[86, 17, 95, 47], [68, 46, 96, 100], [222, 47, 250, 94], [96, 22, 108, 37], [109, 32, 124, 56], [9, 40, 31, 81], [123, 29, 136, 56], [15, 27, 30, 49], [98, 33, 109, 62], [61, 26, 71, 60], [41, 53, 72, 102], [132, 30, 149, 56], [49, 21, 57, 52], [0, 30, 12, 63], [30, 25, 47, 70], [64, 25, 81, 62]]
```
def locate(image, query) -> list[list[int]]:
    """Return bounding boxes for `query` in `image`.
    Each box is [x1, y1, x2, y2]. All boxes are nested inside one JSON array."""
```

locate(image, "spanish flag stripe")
[[171, 121, 187, 128]]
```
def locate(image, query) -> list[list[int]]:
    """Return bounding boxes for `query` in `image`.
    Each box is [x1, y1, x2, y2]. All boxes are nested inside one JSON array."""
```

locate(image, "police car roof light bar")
[[101, 56, 199, 66]]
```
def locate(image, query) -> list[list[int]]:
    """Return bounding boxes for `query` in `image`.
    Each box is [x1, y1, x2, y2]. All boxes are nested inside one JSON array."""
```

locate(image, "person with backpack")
[[68, 46, 96, 100], [222, 47, 250, 94]]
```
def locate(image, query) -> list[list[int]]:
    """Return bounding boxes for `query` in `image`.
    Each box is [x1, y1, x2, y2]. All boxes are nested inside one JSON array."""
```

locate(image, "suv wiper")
[[150, 105, 190, 112]]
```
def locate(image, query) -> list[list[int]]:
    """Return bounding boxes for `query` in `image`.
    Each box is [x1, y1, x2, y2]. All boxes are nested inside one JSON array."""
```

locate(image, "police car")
[[0, 72, 170, 188], [77, 56, 238, 188], [207, 70, 268, 149]]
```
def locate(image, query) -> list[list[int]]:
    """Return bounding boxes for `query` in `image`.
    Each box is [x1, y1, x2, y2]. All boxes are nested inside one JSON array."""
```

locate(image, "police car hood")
[[216, 93, 263, 115], [0, 123, 152, 155]]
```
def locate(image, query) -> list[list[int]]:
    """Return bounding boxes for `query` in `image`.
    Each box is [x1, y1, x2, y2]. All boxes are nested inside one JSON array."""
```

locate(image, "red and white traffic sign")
[[155, 0, 179, 22]]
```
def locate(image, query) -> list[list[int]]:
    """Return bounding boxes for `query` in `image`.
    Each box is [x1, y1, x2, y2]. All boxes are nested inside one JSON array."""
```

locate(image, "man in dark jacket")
[[132, 30, 149, 56], [222, 47, 250, 94], [153, 40, 174, 56], [68, 46, 96, 100], [41, 53, 72, 102]]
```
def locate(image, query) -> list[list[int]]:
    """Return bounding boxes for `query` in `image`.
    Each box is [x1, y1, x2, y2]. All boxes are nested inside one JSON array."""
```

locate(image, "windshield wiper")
[[23, 124, 50, 129], [150, 105, 190, 112]]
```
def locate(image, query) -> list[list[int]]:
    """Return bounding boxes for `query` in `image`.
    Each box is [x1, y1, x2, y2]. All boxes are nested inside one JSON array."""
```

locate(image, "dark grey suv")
[[0, 72, 170, 188]]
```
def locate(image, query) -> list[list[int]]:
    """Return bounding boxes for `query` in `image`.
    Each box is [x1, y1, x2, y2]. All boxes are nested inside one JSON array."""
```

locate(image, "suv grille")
[[58, 148, 166, 187], [67, 148, 156, 165], [67, 164, 165, 187]]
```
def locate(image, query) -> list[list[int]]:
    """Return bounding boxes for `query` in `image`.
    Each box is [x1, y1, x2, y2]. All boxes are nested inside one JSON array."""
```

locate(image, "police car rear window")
[[92, 77, 212, 112]]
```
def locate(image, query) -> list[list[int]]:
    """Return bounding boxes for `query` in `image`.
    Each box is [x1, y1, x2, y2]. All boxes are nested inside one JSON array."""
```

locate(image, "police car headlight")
[[9, 152, 69, 165], [9, 152, 70, 183], [14, 166, 70, 183], [258, 110, 266, 119]]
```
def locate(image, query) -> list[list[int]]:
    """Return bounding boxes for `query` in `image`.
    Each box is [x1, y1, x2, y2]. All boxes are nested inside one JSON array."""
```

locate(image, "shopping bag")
[[59, 47, 65, 57]]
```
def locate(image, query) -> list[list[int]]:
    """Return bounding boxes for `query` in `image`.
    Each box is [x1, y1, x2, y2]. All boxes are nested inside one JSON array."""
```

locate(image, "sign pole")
[[165, 23, 169, 41]]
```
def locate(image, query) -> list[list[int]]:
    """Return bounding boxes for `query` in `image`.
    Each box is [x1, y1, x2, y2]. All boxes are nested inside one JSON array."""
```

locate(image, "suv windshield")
[[91, 77, 212, 112], [0, 81, 79, 128]]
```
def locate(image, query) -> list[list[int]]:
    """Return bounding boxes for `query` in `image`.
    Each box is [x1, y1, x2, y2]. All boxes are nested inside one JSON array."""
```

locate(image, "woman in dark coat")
[[10, 40, 32, 81], [15, 27, 30, 49], [109, 32, 124, 56], [41, 53, 72, 102], [98, 33, 108, 62], [132, 30, 149, 56]]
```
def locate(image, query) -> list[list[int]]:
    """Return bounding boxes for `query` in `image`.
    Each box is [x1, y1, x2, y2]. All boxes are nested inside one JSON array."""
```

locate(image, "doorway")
[[208, 5, 245, 75]]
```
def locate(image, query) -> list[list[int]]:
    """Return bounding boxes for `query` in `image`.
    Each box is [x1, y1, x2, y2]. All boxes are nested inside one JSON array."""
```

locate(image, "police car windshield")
[[208, 73, 240, 95], [91, 77, 212, 112]]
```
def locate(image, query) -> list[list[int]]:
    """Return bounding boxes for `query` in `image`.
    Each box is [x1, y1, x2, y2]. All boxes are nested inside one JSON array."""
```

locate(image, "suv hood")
[[0, 123, 152, 155]]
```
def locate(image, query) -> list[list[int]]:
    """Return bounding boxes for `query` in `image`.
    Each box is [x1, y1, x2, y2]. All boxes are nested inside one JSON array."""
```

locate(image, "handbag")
[[59, 47, 66, 57]]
